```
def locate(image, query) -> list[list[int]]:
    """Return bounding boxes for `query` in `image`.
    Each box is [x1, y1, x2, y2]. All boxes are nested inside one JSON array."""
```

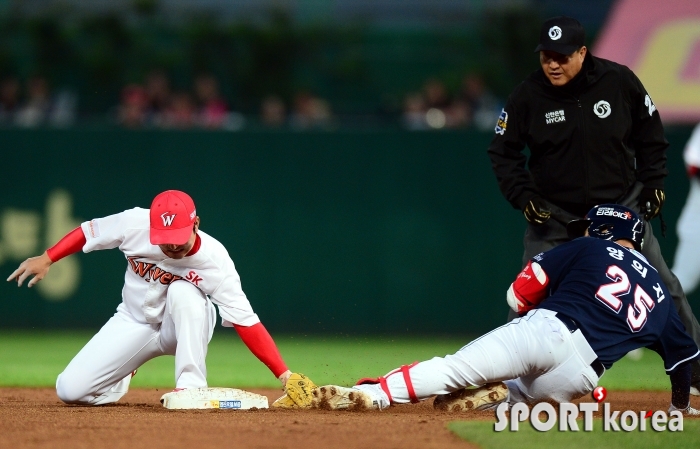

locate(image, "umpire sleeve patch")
[[495, 109, 508, 135]]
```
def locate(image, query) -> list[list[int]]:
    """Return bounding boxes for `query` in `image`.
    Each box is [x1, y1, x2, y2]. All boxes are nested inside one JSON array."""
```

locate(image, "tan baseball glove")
[[271, 373, 317, 409]]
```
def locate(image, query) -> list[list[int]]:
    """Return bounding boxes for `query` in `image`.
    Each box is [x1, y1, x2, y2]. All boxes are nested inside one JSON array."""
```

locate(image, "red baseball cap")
[[149, 190, 197, 245]]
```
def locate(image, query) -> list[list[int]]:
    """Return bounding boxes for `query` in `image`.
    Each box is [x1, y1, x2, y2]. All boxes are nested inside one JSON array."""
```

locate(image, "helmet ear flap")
[[589, 223, 615, 241], [566, 219, 590, 239]]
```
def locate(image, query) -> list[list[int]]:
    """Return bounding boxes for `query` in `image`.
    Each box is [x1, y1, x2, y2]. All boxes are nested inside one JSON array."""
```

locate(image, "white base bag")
[[160, 387, 269, 410]]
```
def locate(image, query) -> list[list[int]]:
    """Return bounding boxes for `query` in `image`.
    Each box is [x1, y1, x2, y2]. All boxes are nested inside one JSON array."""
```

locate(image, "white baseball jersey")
[[673, 123, 700, 294], [80, 207, 260, 327], [684, 123, 700, 168]]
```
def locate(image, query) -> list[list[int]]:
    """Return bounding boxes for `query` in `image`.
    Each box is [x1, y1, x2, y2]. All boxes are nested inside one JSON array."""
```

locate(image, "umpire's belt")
[[556, 313, 606, 379]]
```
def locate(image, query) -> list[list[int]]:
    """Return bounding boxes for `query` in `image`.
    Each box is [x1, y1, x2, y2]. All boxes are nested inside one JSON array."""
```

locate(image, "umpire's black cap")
[[534, 16, 585, 55]]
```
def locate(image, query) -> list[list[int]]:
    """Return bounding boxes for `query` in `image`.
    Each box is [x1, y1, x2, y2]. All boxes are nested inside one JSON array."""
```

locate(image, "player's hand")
[[277, 370, 292, 387], [6, 252, 53, 288], [523, 197, 551, 224], [639, 188, 665, 221]]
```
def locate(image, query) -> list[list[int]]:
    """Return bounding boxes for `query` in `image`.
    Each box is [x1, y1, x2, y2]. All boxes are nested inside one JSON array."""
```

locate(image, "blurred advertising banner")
[[595, 0, 700, 124], [0, 128, 695, 331], [0, 189, 81, 301], [0, 129, 517, 333]]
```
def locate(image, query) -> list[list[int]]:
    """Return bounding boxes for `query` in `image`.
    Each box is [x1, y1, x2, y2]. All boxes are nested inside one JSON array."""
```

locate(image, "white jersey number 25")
[[595, 265, 656, 332]]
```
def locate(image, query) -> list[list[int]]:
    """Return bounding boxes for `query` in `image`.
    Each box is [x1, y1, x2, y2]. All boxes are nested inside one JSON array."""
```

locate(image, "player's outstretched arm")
[[7, 226, 86, 288], [233, 322, 317, 408], [6, 252, 53, 288]]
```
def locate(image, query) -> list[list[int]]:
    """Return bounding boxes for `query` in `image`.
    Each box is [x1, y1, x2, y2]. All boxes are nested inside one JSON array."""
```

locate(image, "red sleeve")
[[233, 322, 288, 377], [46, 227, 87, 263]]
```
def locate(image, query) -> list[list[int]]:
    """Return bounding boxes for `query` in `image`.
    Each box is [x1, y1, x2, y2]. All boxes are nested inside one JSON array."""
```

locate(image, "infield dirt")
[[0, 388, 696, 449]]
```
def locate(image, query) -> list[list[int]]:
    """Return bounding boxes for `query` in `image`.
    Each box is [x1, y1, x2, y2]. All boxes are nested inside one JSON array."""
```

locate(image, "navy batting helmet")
[[566, 204, 644, 250]]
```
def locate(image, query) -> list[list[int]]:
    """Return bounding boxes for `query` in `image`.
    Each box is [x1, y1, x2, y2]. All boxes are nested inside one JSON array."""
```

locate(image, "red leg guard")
[[356, 361, 420, 404], [379, 377, 393, 403], [355, 376, 393, 403], [400, 362, 420, 403]]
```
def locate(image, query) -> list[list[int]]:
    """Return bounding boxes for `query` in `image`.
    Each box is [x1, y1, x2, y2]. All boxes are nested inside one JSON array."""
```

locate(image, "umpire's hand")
[[523, 197, 551, 224], [639, 188, 665, 221]]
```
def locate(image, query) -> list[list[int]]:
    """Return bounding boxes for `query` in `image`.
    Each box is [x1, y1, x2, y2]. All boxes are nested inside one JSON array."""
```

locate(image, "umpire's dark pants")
[[507, 200, 700, 386]]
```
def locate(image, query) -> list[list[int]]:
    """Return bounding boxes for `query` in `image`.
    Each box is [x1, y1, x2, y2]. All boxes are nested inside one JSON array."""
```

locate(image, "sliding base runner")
[[160, 387, 269, 410]]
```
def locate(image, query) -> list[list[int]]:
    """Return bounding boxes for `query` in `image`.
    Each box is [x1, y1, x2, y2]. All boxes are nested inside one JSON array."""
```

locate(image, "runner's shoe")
[[433, 382, 509, 412], [311, 385, 378, 410]]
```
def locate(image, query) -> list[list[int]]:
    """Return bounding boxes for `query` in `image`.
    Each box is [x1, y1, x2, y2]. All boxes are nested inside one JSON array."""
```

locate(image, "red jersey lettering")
[[186, 270, 203, 286], [127, 256, 184, 285]]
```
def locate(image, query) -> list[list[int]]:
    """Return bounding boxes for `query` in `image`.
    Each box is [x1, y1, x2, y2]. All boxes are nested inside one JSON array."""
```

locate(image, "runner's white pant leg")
[[504, 325, 599, 403], [56, 307, 162, 405], [158, 280, 216, 389], [672, 178, 700, 294], [385, 309, 596, 404]]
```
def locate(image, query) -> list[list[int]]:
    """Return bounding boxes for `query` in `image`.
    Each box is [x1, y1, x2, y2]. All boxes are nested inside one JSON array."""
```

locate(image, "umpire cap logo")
[[548, 26, 562, 40]]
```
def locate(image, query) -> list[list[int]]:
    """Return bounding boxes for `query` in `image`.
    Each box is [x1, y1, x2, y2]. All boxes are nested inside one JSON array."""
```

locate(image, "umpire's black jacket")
[[487, 52, 668, 218]]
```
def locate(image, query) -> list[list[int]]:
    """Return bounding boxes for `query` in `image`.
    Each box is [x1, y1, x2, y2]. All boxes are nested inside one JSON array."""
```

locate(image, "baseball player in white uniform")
[[7, 190, 315, 406], [672, 123, 700, 296]]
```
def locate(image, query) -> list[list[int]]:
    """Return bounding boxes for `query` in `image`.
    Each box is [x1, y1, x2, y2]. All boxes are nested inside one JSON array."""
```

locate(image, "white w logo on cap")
[[161, 212, 176, 227]]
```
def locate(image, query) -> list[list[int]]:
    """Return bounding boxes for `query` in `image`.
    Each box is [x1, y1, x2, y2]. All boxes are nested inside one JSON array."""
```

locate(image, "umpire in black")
[[487, 16, 700, 393]]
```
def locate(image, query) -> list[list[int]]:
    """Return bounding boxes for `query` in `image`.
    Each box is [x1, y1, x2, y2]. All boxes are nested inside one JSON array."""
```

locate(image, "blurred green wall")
[[0, 127, 697, 335]]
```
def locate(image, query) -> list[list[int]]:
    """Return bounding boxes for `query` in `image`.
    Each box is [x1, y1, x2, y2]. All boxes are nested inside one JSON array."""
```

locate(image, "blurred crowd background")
[[0, 0, 614, 131]]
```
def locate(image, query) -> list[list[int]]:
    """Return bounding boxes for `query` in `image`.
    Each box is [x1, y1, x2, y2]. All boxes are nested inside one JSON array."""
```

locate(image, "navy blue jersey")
[[533, 237, 699, 371]]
